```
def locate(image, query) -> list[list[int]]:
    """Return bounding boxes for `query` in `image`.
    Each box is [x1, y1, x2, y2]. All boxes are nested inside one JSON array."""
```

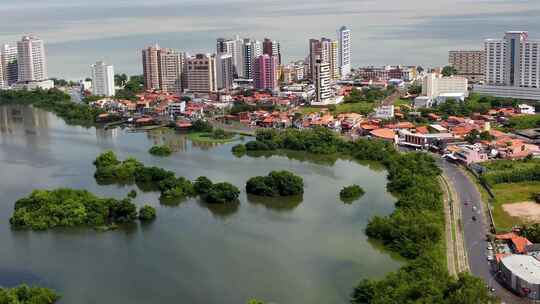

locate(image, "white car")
[[487, 244, 493, 251]]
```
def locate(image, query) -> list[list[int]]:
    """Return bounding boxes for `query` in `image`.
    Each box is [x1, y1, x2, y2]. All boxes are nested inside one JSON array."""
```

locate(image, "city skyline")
[[1, 0, 539, 79]]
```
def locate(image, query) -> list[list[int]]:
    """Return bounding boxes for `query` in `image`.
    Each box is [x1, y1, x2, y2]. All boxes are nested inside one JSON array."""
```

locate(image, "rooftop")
[[501, 255, 540, 284]]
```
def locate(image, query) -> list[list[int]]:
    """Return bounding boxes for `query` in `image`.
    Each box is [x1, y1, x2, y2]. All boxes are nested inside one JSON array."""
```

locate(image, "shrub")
[[339, 185, 365, 202], [149, 145, 172, 157], [205, 182, 240, 204], [231, 144, 247, 155], [194, 176, 213, 195], [246, 171, 304, 197], [139, 205, 157, 221], [0, 284, 60, 303], [191, 119, 213, 132], [127, 190, 137, 199]]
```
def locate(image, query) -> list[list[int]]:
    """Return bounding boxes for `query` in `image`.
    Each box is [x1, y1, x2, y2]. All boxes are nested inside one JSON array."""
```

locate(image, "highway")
[[439, 159, 529, 304]]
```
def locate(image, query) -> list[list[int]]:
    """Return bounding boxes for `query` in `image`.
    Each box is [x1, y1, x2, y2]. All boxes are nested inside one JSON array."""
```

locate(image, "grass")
[[297, 102, 375, 115], [491, 181, 540, 231], [187, 132, 238, 144]]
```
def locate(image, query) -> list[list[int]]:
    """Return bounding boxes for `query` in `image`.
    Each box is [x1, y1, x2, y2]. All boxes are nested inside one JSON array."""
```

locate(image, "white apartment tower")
[[17, 35, 47, 82], [186, 54, 217, 93], [338, 26, 351, 78], [216, 53, 234, 90], [243, 39, 262, 79], [485, 31, 540, 88], [90, 61, 115, 97], [217, 36, 245, 78], [314, 57, 332, 103], [1, 44, 18, 86]]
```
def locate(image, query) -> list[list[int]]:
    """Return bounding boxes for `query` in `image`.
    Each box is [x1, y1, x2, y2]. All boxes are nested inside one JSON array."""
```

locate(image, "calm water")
[[0, 105, 401, 304]]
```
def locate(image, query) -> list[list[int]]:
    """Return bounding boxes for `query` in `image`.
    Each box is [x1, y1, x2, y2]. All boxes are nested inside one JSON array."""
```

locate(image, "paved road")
[[439, 159, 529, 304]]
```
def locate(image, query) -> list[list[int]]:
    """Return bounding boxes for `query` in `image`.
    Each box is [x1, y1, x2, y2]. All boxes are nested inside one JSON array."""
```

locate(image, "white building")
[[167, 101, 186, 117], [90, 61, 115, 97], [17, 35, 47, 83], [243, 39, 262, 79], [518, 104, 536, 115], [1, 44, 18, 86], [217, 36, 244, 78], [422, 73, 468, 100], [477, 31, 540, 100], [374, 105, 395, 119], [338, 26, 352, 78], [216, 53, 234, 90]]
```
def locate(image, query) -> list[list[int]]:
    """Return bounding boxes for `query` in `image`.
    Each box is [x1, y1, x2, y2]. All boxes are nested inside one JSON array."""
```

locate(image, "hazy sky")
[[0, 0, 539, 79]]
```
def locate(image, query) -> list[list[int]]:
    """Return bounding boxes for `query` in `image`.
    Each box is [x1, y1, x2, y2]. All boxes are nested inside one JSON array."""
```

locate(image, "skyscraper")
[[217, 36, 245, 78], [309, 39, 322, 80], [314, 57, 332, 103], [0, 60, 4, 89], [17, 35, 47, 82], [263, 38, 281, 65], [216, 53, 234, 90], [1, 44, 18, 86], [90, 61, 115, 97], [448, 50, 485, 83], [338, 26, 351, 78], [186, 54, 217, 93], [309, 38, 339, 81], [158, 48, 185, 94], [330, 40, 340, 80], [253, 54, 278, 90], [142, 44, 161, 90], [243, 39, 262, 79]]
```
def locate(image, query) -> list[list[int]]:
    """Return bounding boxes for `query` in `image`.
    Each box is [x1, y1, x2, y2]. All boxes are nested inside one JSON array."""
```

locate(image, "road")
[[439, 159, 529, 304]]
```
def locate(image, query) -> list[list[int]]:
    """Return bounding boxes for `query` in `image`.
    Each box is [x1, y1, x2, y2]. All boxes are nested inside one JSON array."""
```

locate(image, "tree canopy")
[[0, 285, 60, 304], [246, 171, 304, 197]]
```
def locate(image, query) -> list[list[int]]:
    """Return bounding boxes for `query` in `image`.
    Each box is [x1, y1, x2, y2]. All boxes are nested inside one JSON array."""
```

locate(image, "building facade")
[[243, 39, 262, 79], [90, 61, 115, 97], [314, 57, 332, 103], [449, 50, 486, 83], [186, 53, 217, 93], [158, 48, 185, 94], [142, 44, 161, 90], [338, 26, 351, 78], [17, 35, 47, 82], [216, 53, 234, 90], [422, 73, 468, 99], [253, 54, 278, 90], [263, 38, 281, 66], [1, 44, 18, 86]]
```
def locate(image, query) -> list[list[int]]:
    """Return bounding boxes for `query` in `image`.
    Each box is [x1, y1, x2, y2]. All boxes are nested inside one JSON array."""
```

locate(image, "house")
[[374, 105, 395, 119], [370, 128, 396, 142], [448, 144, 489, 164]]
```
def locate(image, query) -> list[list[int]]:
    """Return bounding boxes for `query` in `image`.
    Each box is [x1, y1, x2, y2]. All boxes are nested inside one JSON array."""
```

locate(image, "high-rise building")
[[448, 50, 486, 83], [217, 36, 245, 78], [309, 39, 322, 80], [338, 26, 352, 78], [329, 40, 340, 80], [158, 48, 185, 94], [309, 38, 339, 81], [0, 60, 4, 89], [243, 39, 262, 79], [142, 44, 161, 90], [1, 44, 18, 86], [484, 31, 540, 88], [17, 35, 47, 82], [253, 54, 278, 90], [216, 53, 234, 90], [314, 57, 332, 103], [90, 61, 115, 97], [263, 38, 281, 66], [186, 53, 217, 93]]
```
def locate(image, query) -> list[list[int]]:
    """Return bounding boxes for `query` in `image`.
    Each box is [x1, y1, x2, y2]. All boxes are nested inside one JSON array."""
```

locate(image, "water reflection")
[[147, 128, 188, 152], [196, 199, 240, 219], [245, 150, 339, 166], [247, 194, 303, 212], [0, 105, 50, 149]]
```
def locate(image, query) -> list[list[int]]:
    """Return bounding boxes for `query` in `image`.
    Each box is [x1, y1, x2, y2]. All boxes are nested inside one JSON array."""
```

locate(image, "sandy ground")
[[503, 202, 540, 222]]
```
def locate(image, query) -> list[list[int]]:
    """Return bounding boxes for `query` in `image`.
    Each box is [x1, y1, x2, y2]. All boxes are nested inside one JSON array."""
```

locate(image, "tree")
[[194, 176, 213, 195], [339, 185, 365, 203], [114, 73, 128, 87], [191, 120, 213, 133], [408, 83, 422, 95], [205, 182, 240, 204], [464, 129, 481, 144], [139, 205, 157, 221], [0, 285, 60, 303], [246, 171, 304, 197], [442, 65, 458, 77], [127, 190, 137, 199], [149, 145, 173, 157], [521, 224, 540, 243]]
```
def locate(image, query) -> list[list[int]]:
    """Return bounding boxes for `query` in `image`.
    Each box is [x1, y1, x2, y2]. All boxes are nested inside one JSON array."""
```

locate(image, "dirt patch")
[[502, 202, 540, 222]]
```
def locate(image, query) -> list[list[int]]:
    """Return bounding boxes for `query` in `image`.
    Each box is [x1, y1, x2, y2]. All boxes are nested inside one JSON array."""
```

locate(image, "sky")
[[0, 0, 539, 80]]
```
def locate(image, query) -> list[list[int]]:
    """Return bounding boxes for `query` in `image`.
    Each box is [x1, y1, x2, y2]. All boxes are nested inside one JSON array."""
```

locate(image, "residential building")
[[448, 50, 486, 83], [158, 48, 185, 94], [422, 73, 468, 100], [186, 53, 217, 93], [216, 53, 234, 90], [243, 39, 262, 79], [90, 61, 115, 97], [17, 35, 47, 82], [263, 38, 281, 65], [0, 60, 3, 89], [217, 36, 244, 78], [142, 44, 161, 90], [338, 26, 352, 78], [374, 105, 395, 119], [329, 40, 340, 80], [1, 44, 18, 86], [253, 54, 278, 90], [309, 39, 322, 80], [313, 57, 332, 104]]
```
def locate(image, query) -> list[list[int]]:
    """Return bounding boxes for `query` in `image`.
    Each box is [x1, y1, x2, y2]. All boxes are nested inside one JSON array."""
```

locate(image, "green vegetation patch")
[[0, 284, 60, 303], [138, 205, 157, 221], [491, 181, 540, 231], [246, 171, 304, 197], [339, 185, 365, 203], [149, 145, 173, 157], [10, 188, 139, 230]]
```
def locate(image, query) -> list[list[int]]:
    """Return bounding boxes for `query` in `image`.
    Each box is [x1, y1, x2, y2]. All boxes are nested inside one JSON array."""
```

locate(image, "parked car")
[[487, 244, 493, 251], [472, 216, 477, 221]]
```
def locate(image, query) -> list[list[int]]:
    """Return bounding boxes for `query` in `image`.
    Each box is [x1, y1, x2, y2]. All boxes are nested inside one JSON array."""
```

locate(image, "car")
[[464, 201, 469, 206], [487, 244, 493, 250], [472, 206, 477, 211], [487, 255, 494, 261], [472, 216, 477, 221]]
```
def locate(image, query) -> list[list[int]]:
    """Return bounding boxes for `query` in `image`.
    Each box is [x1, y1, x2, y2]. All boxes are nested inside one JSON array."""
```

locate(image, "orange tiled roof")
[[416, 126, 429, 134], [370, 128, 395, 140]]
